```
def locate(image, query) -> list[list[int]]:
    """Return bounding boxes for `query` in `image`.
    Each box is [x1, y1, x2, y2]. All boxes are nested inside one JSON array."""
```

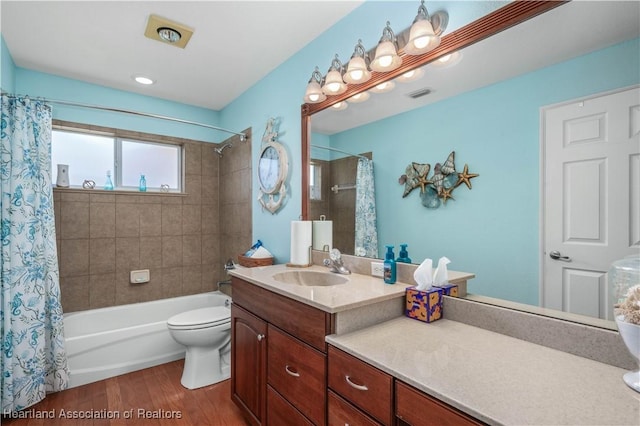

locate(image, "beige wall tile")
[[59, 275, 90, 313], [182, 204, 202, 235], [201, 234, 220, 266], [90, 203, 115, 238], [185, 143, 202, 176], [90, 193, 116, 203], [162, 235, 183, 268], [201, 145, 219, 177], [115, 203, 140, 237], [89, 273, 116, 308], [183, 234, 202, 266], [162, 204, 183, 235], [201, 206, 219, 234], [116, 237, 140, 271], [61, 201, 89, 239], [184, 174, 202, 205], [89, 238, 116, 275], [162, 267, 183, 298], [183, 265, 203, 295], [139, 203, 162, 236], [201, 175, 218, 206], [140, 236, 162, 268], [61, 192, 89, 203], [60, 239, 89, 277]]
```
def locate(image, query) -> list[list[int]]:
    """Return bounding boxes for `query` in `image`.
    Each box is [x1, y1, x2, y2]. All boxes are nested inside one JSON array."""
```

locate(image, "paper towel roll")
[[290, 221, 312, 266], [312, 220, 333, 251]]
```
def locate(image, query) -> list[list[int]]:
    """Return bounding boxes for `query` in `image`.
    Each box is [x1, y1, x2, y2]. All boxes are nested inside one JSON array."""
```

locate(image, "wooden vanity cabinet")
[[395, 381, 484, 426], [231, 277, 332, 426]]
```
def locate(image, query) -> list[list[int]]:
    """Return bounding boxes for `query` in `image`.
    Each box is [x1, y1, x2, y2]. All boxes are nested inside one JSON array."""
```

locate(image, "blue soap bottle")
[[383, 245, 397, 284], [397, 244, 412, 263]]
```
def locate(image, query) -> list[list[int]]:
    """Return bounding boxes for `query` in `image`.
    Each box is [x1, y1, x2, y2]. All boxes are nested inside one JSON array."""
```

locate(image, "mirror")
[[302, 1, 640, 327]]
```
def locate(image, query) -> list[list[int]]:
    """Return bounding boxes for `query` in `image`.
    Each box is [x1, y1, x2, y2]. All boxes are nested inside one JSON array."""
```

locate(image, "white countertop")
[[228, 264, 474, 313], [326, 317, 640, 426]]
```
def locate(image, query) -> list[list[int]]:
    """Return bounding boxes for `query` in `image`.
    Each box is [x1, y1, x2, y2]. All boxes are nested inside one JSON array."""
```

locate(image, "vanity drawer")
[[267, 385, 314, 426], [232, 277, 331, 351], [268, 325, 326, 425], [395, 381, 484, 426], [328, 346, 393, 426], [328, 390, 381, 426]]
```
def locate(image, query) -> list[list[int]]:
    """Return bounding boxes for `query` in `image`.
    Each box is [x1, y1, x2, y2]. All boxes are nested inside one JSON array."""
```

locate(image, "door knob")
[[549, 250, 571, 262]]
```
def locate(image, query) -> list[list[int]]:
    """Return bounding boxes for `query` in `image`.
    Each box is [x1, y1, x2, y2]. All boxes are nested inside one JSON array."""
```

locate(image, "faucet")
[[323, 248, 351, 274]]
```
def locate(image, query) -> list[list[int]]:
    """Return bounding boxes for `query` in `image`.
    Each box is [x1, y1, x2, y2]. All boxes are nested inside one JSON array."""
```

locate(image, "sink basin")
[[272, 270, 349, 287]]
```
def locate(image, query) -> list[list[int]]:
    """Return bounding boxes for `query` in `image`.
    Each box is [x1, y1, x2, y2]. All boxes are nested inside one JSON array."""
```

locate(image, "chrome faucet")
[[323, 248, 351, 275]]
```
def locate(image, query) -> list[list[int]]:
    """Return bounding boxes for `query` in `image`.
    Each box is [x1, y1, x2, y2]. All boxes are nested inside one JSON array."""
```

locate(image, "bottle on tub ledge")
[[384, 245, 397, 284], [104, 170, 114, 191], [139, 174, 147, 192]]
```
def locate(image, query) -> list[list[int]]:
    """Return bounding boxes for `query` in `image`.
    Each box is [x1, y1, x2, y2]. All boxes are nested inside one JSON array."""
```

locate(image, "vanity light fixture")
[[344, 39, 372, 84], [396, 67, 425, 83], [348, 91, 370, 103], [370, 80, 396, 94], [370, 21, 402, 72], [331, 101, 349, 111], [304, 67, 327, 104], [430, 51, 463, 68], [404, 0, 441, 55], [322, 54, 347, 95]]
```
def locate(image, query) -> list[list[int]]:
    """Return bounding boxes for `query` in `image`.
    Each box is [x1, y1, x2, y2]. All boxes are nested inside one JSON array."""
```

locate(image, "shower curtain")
[[1, 94, 69, 413], [354, 157, 378, 257]]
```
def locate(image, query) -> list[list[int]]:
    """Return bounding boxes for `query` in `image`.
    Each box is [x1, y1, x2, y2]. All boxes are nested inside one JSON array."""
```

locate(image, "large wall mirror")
[[301, 1, 640, 329]]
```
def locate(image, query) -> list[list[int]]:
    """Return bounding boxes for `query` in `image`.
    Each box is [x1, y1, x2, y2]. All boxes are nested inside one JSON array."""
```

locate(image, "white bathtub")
[[63, 291, 231, 388]]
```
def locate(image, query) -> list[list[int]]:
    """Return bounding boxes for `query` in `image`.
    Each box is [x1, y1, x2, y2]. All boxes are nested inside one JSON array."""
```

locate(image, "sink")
[[272, 270, 349, 287]]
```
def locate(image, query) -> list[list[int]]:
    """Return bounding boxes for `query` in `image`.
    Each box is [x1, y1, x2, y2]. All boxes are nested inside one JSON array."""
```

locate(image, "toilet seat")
[[168, 307, 230, 330]]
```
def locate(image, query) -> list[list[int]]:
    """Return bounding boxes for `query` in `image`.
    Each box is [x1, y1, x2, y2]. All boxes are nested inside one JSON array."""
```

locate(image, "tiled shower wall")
[[53, 121, 252, 312]]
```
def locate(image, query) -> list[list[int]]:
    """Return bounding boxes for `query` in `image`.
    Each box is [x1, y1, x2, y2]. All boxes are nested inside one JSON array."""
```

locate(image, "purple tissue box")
[[405, 286, 443, 323], [436, 283, 458, 297]]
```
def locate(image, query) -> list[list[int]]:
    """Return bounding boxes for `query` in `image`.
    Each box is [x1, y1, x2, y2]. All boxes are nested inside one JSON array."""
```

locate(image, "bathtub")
[[63, 291, 231, 388]]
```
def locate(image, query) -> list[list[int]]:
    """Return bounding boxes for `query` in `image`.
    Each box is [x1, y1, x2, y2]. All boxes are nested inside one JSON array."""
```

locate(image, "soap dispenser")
[[383, 245, 397, 284], [397, 244, 412, 263]]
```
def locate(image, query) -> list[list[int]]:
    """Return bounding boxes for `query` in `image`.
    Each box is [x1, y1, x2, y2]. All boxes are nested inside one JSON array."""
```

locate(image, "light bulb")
[[438, 54, 452, 63], [376, 82, 389, 90], [378, 55, 393, 68], [412, 36, 430, 50], [309, 94, 320, 102], [327, 82, 341, 93], [403, 70, 416, 78], [349, 69, 364, 81]]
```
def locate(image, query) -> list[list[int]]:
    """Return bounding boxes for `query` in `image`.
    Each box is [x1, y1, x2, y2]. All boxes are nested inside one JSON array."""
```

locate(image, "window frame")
[[52, 122, 184, 193]]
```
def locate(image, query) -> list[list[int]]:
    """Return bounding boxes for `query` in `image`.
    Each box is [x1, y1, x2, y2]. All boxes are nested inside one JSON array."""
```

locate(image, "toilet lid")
[[167, 307, 230, 327]]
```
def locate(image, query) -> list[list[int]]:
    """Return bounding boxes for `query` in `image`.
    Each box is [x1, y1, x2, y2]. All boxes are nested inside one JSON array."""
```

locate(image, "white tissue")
[[433, 257, 450, 287], [414, 258, 433, 291], [251, 246, 272, 259]]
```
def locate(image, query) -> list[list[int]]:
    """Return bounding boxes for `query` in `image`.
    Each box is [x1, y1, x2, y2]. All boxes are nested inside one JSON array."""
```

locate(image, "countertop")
[[227, 264, 474, 314], [326, 317, 640, 426]]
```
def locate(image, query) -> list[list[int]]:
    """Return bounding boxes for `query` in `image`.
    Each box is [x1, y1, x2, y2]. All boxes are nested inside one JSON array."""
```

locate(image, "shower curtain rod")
[[310, 144, 368, 160], [1, 92, 246, 141]]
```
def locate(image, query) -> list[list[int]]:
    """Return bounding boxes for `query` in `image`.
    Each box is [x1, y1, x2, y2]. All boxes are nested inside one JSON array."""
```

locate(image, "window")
[[52, 128, 182, 192], [309, 162, 322, 200]]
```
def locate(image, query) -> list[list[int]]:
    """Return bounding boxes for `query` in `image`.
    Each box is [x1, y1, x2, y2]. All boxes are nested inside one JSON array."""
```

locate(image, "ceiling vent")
[[407, 88, 432, 99], [144, 14, 194, 49]]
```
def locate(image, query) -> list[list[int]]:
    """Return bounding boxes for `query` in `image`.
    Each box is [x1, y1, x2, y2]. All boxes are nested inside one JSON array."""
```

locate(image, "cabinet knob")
[[257, 334, 265, 341], [285, 365, 300, 377], [345, 375, 368, 391]]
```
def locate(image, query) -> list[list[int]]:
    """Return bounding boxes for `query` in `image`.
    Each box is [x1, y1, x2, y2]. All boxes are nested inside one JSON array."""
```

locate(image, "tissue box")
[[405, 286, 443, 323], [436, 283, 459, 297]]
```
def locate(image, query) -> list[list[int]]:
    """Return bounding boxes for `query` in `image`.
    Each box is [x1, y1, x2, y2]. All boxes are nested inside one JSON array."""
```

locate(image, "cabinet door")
[[328, 390, 381, 426], [268, 325, 326, 425], [395, 381, 484, 426], [328, 346, 393, 426], [232, 304, 268, 426], [267, 385, 314, 426]]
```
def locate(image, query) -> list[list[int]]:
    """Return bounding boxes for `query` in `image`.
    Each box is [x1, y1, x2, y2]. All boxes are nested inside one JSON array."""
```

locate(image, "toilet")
[[167, 306, 231, 389]]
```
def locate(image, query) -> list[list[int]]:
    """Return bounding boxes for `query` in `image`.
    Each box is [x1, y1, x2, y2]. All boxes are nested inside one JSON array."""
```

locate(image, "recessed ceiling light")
[[144, 15, 194, 49], [133, 75, 155, 85], [157, 27, 181, 43]]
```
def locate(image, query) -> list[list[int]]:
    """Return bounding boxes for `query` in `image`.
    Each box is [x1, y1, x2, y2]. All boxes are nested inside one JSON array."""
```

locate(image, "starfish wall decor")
[[397, 151, 479, 209]]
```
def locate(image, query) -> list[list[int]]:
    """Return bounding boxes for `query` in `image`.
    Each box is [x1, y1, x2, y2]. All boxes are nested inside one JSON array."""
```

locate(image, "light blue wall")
[[219, 1, 506, 263], [1, 35, 16, 92], [326, 38, 640, 304], [14, 68, 222, 143]]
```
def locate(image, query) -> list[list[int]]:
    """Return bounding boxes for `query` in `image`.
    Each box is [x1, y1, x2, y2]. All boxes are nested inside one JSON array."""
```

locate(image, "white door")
[[542, 86, 640, 320]]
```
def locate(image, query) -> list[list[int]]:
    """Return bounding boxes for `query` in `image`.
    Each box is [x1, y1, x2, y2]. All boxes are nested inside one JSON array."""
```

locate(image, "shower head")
[[214, 143, 232, 157]]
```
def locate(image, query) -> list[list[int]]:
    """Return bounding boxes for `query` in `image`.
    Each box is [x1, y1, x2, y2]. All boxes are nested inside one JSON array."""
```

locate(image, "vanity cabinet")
[[231, 277, 332, 426], [327, 345, 484, 426]]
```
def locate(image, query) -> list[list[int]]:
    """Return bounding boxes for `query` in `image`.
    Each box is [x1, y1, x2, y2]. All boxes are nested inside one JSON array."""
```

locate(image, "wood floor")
[[2, 360, 248, 426]]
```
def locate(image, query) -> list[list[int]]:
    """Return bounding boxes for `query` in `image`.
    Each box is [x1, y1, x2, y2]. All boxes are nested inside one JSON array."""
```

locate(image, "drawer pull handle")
[[257, 334, 265, 342], [345, 375, 368, 391], [285, 365, 300, 377]]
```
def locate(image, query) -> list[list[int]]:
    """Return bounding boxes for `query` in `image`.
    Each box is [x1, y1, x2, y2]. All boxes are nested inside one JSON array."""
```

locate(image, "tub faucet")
[[323, 248, 351, 275]]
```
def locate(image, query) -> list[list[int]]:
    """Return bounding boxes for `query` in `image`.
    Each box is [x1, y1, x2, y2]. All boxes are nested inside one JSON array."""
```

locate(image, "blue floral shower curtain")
[[1, 94, 69, 413], [354, 157, 378, 258]]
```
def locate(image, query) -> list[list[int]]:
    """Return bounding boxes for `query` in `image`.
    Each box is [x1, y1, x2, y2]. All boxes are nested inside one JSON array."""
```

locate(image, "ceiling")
[[312, 0, 640, 135], [0, 1, 363, 110]]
